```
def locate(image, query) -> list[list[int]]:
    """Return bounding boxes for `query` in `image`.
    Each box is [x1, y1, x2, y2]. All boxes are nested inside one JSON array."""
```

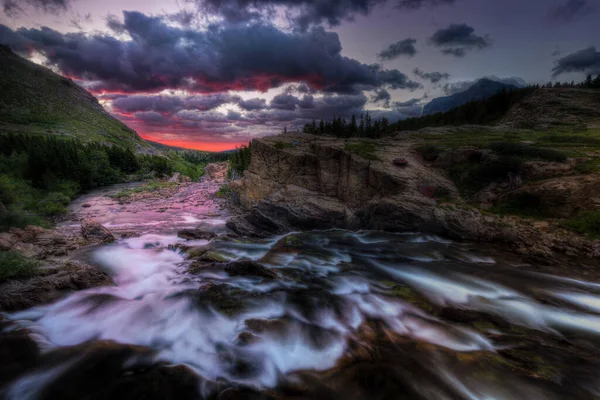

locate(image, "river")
[[2, 181, 600, 399]]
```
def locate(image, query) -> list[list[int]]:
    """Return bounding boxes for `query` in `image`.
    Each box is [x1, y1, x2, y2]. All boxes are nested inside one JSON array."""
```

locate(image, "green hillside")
[[0, 45, 153, 153]]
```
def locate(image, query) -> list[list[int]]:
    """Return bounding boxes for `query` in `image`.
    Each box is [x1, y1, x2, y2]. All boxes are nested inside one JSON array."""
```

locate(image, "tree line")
[[292, 75, 600, 138], [301, 112, 390, 138]]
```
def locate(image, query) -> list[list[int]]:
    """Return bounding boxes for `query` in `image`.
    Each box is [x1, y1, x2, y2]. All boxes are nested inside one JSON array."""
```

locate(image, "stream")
[[3, 181, 600, 399]]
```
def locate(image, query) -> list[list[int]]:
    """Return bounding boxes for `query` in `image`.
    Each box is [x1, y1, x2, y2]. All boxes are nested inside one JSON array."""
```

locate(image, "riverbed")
[[2, 181, 600, 399]]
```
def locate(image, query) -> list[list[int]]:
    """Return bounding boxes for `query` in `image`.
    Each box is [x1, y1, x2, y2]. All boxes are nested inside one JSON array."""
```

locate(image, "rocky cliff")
[[228, 134, 456, 235], [228, 133, 600, 265]]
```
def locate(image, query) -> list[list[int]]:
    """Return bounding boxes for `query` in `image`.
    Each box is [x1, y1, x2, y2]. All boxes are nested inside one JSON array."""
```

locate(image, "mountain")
[[423, 78, 517, 116], [0, 45, 154, 153]]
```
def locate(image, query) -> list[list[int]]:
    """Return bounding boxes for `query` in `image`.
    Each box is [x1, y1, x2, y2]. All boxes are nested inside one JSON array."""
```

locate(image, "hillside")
[[423, 78, 516, 115], [502, 88, 600, 129], [0, 45, 154, 153]]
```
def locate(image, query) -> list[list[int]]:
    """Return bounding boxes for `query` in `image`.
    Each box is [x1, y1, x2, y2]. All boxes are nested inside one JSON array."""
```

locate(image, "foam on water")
[[6, 228, 600, 398]]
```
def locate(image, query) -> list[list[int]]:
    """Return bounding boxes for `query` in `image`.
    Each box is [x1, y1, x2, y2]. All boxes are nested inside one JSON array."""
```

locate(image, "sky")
[[0, 0, 599, 151]]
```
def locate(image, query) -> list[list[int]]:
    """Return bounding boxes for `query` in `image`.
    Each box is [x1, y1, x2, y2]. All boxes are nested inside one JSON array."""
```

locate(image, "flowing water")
[[3, 183, 600, 399]]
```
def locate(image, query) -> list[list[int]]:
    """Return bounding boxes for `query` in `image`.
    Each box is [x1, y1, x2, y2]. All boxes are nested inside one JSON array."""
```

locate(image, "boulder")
[[81, 218, 115, 243], [393, 157, 409, 167], [177, 229, 217, 241], [224, 260, 278, 280], [0, 261, 113, 311]]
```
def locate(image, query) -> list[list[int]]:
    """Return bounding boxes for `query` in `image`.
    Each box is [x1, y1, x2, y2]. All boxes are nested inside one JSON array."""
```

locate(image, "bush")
[[488, 142, 567, 162], [564, 211, 600, 239], [450, 155, 523, 194], [491, 194, 546, 217], [0, 250, 40, 282], [37, 191, 71, 216]]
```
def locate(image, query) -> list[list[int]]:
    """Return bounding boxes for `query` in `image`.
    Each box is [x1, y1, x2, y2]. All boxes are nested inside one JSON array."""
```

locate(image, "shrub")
[[37, 191, 71, 216], [564, 211, 600, 239], [0, 250, 40, 282], [491, 194, 546, 217], [450, 155, 523, 194]]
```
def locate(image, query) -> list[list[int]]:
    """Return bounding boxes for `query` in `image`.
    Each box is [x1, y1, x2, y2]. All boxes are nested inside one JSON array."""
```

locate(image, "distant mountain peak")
[[423, 78, 517, 116]]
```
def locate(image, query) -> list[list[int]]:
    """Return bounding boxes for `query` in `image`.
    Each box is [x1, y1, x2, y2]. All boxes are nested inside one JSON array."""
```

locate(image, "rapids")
[[3, 182, 600, 399]]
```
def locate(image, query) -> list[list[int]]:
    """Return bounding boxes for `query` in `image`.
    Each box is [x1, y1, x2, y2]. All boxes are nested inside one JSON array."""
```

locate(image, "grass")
[[0, 250, 40, 282], [344, 141, 380, 161], [273, 142, 294, 150], [487, 142, 567, 162], [111, 181, 178, 199], [564, 211, 600, 239], [574, 158, 600, 174], [0, 49, 153, 151]]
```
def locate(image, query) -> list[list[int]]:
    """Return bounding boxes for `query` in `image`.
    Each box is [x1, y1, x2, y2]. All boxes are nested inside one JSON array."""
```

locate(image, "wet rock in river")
[[3, 340, 202, 400], [81, 218, 115, 244], [0, 260, 113, 311], [224, 260, 278, 280], [177, 229, 217, 241]]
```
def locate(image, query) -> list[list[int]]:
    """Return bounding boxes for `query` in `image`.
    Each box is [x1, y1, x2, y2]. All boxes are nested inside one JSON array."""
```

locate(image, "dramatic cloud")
[[238, 97, 267, 111], [192, 0, 459, 29], [413, 68, 450, 83], [392, 97, 423, 117], [396, 0, 457, 9], [441, 75, 526, 95], [0, 12, 419, 96], [547, 0, 594, 24], [378, 38, 417, 61], [552, 46, 600, 77], [429, 23, 491, 57], [371, 88, 391, 107], [2, 0, 71, 17]]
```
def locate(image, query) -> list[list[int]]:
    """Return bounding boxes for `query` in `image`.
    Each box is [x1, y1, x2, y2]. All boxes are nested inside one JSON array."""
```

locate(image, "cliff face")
[[228, 133, 600, 266], [228, 133, 457, 235]]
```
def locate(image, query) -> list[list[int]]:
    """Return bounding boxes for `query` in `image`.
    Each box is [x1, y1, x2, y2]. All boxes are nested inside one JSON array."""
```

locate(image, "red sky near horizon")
[[140, 134, 247, 152]]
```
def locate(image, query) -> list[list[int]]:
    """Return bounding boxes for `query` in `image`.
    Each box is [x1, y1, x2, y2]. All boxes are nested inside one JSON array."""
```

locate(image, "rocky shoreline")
[[227, 133, 600, 268]]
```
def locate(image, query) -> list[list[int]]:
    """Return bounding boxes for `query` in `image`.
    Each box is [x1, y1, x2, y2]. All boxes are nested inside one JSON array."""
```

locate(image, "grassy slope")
[[0, 45, 154, 153], [408, 88, 600, 237]]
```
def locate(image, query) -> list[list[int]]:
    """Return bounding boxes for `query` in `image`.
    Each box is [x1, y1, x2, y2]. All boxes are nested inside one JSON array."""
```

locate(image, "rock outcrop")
[[0, 226, 83, 259], [81, 218, 115, 244], [204, 162, 229, 183], [228, 134, 600, 265], [228, 134, 456, 236], [0, 260, 113, 311]]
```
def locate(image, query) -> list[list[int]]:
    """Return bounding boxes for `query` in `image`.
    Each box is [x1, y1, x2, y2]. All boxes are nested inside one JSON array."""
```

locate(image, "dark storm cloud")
[[2, 0, 70, 17], [0, 12, 418, 95], [413, 68, 450, 83], [112, 95, 184, 114], [238, 97, 267, 111], [270, 93, 300, 110], [193, 0, 386, 29], [371, 88, 391, 107], [133, 111, 171, 125], [429, 23, 491, 57], [392, 98, 423, 117], [190, 0, 460, 29], [378, 38, 417, 61], [552, 46, 600, 77], [396, 0, 457, 9], [548, 0, 594, 24]]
